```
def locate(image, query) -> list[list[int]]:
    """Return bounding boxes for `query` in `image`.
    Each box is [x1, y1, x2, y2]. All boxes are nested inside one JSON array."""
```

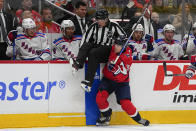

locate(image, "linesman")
[[72, 8, 126, 92]]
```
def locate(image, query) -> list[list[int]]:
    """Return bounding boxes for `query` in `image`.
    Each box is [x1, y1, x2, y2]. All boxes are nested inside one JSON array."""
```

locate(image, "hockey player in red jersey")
[[96, 35, 150, 126]]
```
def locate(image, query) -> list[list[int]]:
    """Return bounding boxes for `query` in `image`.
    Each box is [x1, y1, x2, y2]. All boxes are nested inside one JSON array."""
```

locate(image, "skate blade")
[[96, 122, 109, 126]]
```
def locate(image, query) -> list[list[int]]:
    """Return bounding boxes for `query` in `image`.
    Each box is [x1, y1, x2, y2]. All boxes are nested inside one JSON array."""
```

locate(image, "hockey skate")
[[96, 108, 112, 126], [81, 80, 92, 92], [137, 118, 150, 126]]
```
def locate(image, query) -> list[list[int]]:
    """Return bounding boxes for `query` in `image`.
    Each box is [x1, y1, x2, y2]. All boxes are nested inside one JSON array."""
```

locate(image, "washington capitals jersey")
[[152, 39, 184, 60], [103, 45, 132, 83], [52, 35, 82, 60], [6, 33, 51, 60]]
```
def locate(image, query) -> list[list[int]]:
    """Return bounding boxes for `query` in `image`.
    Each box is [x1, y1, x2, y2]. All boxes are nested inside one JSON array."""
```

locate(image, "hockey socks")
[[120, 99, 150, 126], [96, 90, 111, 126], [96, 90, 109, 110]]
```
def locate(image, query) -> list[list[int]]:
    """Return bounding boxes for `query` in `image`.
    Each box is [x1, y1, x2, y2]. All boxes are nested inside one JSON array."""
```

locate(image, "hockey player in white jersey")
[[152, 24, 187, 60], [128, 24, 153, 60], [182, 22, 196, 58], [52, 20, 81, 60], [6, 18, 51, 60]]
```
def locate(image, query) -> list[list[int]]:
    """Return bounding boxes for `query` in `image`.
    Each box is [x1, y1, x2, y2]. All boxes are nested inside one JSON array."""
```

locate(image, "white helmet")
[[163, 24, 175, 32], [61, 20, 74, 29], [22, 18, 36, 29], [132, 24, 144, 32]]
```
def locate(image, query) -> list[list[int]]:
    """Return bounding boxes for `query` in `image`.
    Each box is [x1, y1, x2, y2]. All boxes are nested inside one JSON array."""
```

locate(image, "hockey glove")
[[139, 53, 151, 60], [145, 34, 154, 52], [145, 34, 154, 43], [185, 69, 195, 79], [108, 61, 116, 72], [70, 58, 80, 75], [81, 80, 92, 92], [180, 55, 189, 60]]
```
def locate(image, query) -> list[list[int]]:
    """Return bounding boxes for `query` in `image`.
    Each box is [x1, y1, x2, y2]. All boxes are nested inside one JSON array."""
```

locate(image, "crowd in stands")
[[0, 0, 196, 61]]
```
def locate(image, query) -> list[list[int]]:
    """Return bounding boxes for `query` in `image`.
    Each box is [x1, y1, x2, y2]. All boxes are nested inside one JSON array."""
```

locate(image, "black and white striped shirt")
[[80, 20, 126, 46]]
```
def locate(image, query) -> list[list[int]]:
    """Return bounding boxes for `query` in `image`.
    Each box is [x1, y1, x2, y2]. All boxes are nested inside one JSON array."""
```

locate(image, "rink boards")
[[0, 60, 196, 128]]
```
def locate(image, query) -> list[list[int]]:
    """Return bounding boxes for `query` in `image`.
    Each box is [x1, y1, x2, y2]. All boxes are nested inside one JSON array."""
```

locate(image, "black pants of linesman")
[[76, 42, 112, 86], [0, 42, 10, 60]]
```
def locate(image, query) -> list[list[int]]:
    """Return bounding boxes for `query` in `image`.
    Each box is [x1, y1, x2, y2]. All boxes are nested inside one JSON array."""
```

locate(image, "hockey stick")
[[163, 61, 185, 76], [184, 22, 193, 54], [114, 0, 152, 64]]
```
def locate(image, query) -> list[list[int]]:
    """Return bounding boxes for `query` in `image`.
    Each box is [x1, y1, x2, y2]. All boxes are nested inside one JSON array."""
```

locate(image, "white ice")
[[1, 124, 196, 131]]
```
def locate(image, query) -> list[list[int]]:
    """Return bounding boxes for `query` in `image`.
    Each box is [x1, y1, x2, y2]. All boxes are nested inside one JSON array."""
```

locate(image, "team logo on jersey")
[[113, 62, 127, 75]]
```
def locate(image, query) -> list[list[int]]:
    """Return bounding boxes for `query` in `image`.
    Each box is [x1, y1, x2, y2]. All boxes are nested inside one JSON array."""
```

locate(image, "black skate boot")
[[81, 80, 92, 92], [137, 118, 150, 126], [96, 108, 112, 126]]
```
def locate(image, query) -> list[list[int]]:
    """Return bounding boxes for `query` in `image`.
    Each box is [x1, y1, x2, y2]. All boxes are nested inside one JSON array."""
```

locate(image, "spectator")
[[121, 0, 150, 20], [22, 10, 33, 20], [0, 0, 17, 60], [172, 3, 193, 34], [70, 1, 90, 36], [60, 0, 74, 13], [128, 24, 153, 60], [52, 20, 81, 60], [154, 0, 163, 7], [38, 7, 60, 33], [151, 12, 164, 30], [56, 0, 75, 23], [125, 3, 158, 40], [21, 10, 42, 28], [151, 24, 187, 60], [6, 18, 51, 60], [16, 0, 41, 27]]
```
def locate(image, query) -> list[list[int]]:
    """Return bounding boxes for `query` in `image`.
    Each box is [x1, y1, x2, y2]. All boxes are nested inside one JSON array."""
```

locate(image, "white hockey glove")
[[69, 58, 79, 75], [81, 80, 92, 93], [185, 69, 195, 79]]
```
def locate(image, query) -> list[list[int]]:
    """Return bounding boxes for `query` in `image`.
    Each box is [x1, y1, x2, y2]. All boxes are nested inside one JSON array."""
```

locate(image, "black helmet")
[[114, 35, 127, 46], [95, 8, 109, 19]]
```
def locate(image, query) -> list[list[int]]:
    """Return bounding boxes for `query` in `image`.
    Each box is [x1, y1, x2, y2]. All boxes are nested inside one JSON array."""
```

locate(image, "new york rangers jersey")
[[103, 45, 132, 83], [52, 35, 82, 60], [182, 34, 196, 58], [152, 39, 184, 60], [128, 39, 150, 60], [6, 33, 51, 60]]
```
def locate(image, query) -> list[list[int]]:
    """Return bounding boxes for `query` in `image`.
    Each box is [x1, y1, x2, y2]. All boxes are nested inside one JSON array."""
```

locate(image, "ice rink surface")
[[1, 124, 196, 131]]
